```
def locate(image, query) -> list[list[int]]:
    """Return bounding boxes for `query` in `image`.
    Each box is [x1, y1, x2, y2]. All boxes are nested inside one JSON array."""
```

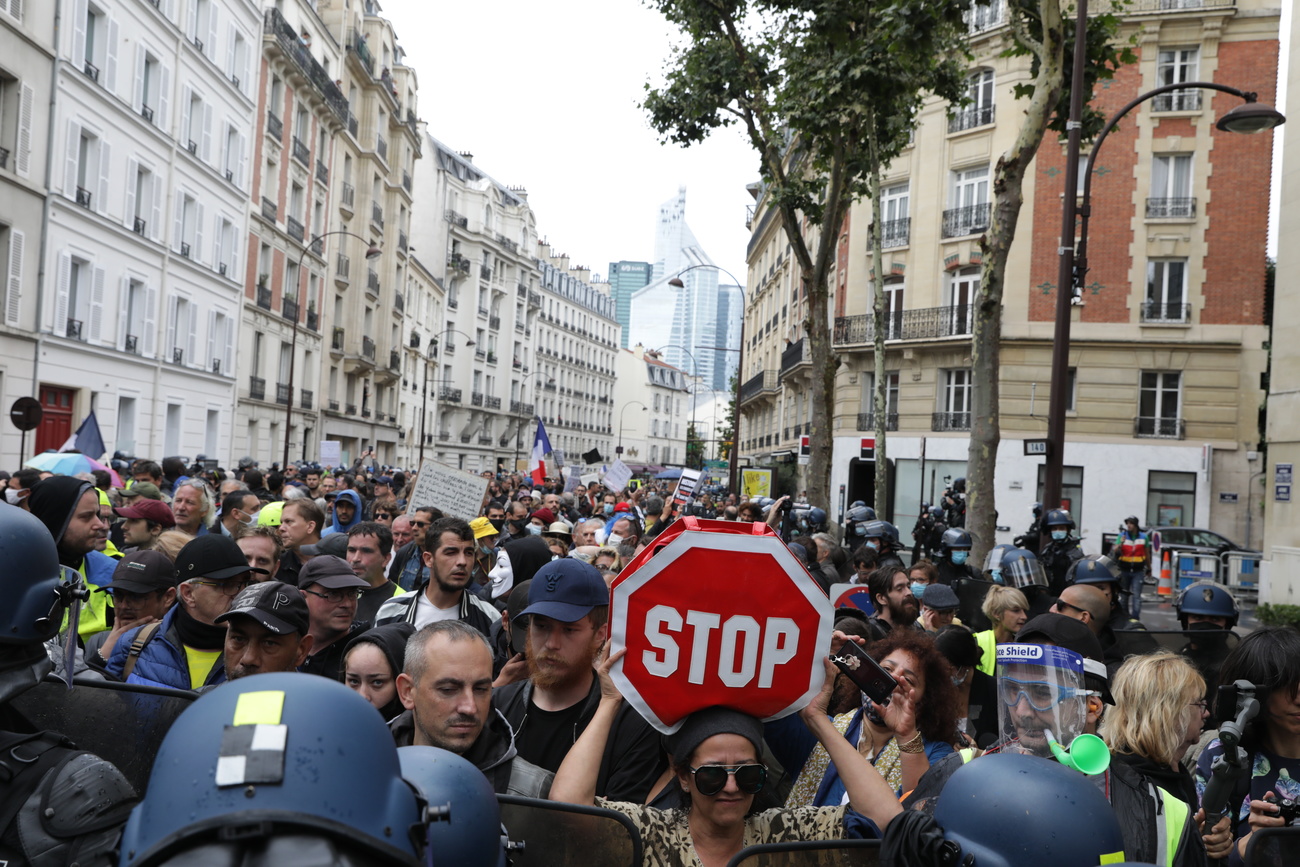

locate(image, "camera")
[[1272, 796, 1300, 826]]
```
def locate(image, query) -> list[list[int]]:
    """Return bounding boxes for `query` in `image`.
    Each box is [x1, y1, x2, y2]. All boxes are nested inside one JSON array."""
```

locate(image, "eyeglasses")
[[410, 520, 429, 528], [193, 578, 252, 596], [999, 678, 1084, 712], [689, 763, 766, 797], [374, 512, 393, 520], [1054, 600, 1086, 617], [303, 587, 363, 603], [107, 588, 166, 602], [1189, 699, 1209, 713]]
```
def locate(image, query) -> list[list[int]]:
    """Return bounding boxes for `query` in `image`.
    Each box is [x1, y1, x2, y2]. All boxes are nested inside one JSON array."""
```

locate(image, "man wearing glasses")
[[297, 554, 371, 681], [103, 535, 268, 689], [85, 549, 178, 664], [1049, 584, 1110, 638]]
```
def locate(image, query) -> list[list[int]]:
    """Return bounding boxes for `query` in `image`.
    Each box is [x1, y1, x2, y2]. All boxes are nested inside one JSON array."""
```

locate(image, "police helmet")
[[863, 520, 899, 547], [1031, 501, 1043, 517], [0, 505, 75, 646], [849, 500, 866, 511], [952, 477, 966, 493], [847, 504, 876, 524], [1176, 582, 1239, 630], [983, 543, 1018, 582], [999, 548, 1049, 589], [237, 456, 258, 470], [1067, 555, 1121, 588], [118, 673, 422, 866], [939, 527, 972, 556], [806, 507, 827, 528], [919, 501, 930, 513], [929, 505, 945, 520], [934, 752, 1127, 867], [1044, 508, 1075, 529], [397, 747, 502, 867]]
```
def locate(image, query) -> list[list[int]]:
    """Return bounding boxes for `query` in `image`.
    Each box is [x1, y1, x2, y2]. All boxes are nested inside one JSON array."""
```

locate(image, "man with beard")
[[866, 565, 919, 642], [28, 476, 115, 639], [493, 559, 664, 801], [375, 516, 500, 635], [391, 621, 518, 792], [217, 581, 314, 679]]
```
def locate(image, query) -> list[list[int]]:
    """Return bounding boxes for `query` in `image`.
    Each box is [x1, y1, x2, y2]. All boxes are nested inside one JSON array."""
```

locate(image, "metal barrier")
[[1222, 550, 1262, 596]]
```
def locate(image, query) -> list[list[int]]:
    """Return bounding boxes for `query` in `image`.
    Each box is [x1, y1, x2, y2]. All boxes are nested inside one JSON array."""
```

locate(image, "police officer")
[[1114, 516, 1152, 619], [1066, 555, 1156, 671], [844, 503, 875, 552], [941, 477, 966, 528], [1175, 581, 1241, 706], [934, 527, 982, 586], [0, 506, 137, 866], [910, 502, 935, 562], [1013, 502, 1043, 552], [861, 520, 905, 571], [1040, 509, 1084, 595]]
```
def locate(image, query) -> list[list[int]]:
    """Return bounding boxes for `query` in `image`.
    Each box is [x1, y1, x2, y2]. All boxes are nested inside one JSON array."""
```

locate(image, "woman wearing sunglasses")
[[550, 646, 907, 866]]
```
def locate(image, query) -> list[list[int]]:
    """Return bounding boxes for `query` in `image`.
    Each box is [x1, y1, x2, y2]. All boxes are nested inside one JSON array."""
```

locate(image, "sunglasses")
[[374, 512, 394, 519], [410, 520, 429, 528], [689, 763, 766, 796]]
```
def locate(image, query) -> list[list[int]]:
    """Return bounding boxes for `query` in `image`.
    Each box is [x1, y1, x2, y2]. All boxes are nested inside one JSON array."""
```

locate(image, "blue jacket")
[[104, 606, 226, 691], [322, 489, 363, 536]]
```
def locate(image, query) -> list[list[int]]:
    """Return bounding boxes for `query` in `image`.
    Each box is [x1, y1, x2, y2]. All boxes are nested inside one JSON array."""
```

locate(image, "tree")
[[964, 1, 1133, 561], [644, 0, 970, 512], [686, 421, 705, 468]]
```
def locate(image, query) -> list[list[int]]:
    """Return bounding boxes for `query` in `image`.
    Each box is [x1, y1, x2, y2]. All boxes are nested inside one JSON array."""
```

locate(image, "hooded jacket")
[[322, 489, 363, 536], [342, 622, 414, 719], [28, 476, 117, 638], [389, 705, 518, 794]]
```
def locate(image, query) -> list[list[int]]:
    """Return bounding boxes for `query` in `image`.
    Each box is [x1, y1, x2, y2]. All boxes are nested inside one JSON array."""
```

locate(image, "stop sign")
[[610, 518, 833, 734]]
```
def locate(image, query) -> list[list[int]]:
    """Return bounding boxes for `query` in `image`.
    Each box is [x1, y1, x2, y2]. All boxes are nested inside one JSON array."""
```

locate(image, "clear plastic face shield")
[[983, 547, 1012, 585], [1001, 555, 1049, 589], [996, 644, 1087, 759]]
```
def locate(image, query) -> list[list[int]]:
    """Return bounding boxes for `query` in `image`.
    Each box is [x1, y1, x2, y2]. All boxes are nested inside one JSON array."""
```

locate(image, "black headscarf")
[[502, 535, 553, 585], [342, 621, 415, 721], [27, 476, 94, 566]]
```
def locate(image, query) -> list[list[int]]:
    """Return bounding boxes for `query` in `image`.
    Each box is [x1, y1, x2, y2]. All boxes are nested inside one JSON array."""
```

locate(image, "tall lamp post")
[[1041, 57, 1284, 513], [654, 343, 700, 469], [417, 329, 476, 465], [618, 400, 648, 458], [283, 232, 381, 469], [513, 370, 556, 471], [666, 264, 746, 492]]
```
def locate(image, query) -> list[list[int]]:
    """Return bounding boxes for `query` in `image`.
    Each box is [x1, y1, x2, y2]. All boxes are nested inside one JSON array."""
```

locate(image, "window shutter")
[[180, 85, 192, 145], [150, 174, 162, 242], [142, 284, 157, 357], [16, 82, 33, 176], [201, 103, 212, 162], [116, 276, 128, 349], [63, 119, 79, 200], [96, 138, 111, 216], [165, 294, 177, 359], [157, 64, 170, 133], [193, 202, 205, 263], [226, 23, 236, 81], [185, 0, 196, 40], [206, 3, 218, 60], [207, 307, 216, 370], [88, 266, 105, 343], [70, 0, 87, 71], [236, 132, 247, 189], [104, 16, 119, 93], [5, 229, 23, 326], [53, 253, 70, 336], [132, 45, 144, 113], [186, 300, 198, 366], [123, 157, 138, 229], [224, 311, 235, 374], [173, 191, 184, 253], [213, 217, 223, 271]]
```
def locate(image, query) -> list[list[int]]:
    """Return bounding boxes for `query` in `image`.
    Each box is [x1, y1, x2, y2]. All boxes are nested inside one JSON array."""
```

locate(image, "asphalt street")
[[1132, 585, 1260, 633]]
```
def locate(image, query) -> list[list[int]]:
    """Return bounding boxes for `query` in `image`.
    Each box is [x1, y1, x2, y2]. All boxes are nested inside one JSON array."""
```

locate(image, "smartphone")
[[831, 640, 897, 706]]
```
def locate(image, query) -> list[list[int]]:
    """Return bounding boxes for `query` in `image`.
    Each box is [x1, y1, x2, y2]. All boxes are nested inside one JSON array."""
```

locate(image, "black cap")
[[920, 584, 960, 612], [99, 550, 177, 593], [175, 534, 269, 583], [297, 555, 369, 590], [299, 534, 348, 557], [216, 581, 310, 635]]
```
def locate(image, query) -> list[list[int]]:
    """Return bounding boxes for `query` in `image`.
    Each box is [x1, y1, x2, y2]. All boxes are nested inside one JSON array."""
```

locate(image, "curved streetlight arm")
[[1075, 82, 1258, 294]]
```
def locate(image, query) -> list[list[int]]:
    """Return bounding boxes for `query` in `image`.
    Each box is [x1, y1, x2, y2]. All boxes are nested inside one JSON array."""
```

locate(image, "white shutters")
[[201, 104, 212, 161], [132, 44, 144, 113], [88, 266, 105, 343], [206, 3, 218, 59], [193, 202, 205, 263], [5, 229, 22, 326], [236, 131, 247, 189], [157, 63, 170, 132], [116, 276, 129, 349], [172, 191, 184, 253], [54, 253, 70, 335], [96, 138, 111, 216], [70, 0, 87, 71], [15, 82, 33, 176], [142, 285, 157, 357], [207, 307, 216, 370], [64, 119, 80, 199], [123, 157, 138, 228], [150, 174, 162, 242], [226, 23, 236, 83], [213, 218, 224, 272], [186, 300, 197, 366], [104, 16, 119, 93], [181, 85, 192, 146], [223, 312, 234, 374], [165, 294, 177, 361]]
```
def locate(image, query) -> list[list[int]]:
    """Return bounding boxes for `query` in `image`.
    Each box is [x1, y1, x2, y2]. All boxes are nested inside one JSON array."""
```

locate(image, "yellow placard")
[[233, 690, 285, 726], [741, 469, 772, 500]]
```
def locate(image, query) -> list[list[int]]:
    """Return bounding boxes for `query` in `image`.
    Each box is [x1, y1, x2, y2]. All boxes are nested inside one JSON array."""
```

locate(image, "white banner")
[[602, 459, 633, 493], [319, 440, 342, 468], [405, 459, 490, 519]]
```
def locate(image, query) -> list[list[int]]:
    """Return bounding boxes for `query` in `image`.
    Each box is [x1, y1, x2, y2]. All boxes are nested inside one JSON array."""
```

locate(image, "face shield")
[[983, 547, 1011, 585], [996, 644, 1088, 759], [1002, 555, 1049, 589]]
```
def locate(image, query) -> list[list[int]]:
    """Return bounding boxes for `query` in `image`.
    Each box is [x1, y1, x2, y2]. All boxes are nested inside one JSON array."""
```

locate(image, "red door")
[[35, 386, 74, 454]]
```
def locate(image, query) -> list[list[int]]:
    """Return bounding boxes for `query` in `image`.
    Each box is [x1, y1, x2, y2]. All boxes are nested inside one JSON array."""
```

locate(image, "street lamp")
[[667, 264, 746, 492], [419, 328, 476, 466], [653, 343, 700, 469], [283, 232, 380, 469], [1041, 62, 1284, 515], [514, 370, 556, 471], [618, 400, 648, 458]]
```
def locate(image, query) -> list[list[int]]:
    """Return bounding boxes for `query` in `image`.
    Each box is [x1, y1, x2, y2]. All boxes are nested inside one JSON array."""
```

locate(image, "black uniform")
[[1040, 536, 1084, 595]]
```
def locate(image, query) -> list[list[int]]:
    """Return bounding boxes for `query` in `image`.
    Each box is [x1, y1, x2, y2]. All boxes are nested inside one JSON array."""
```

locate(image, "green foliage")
[[1256, 604, 1300, 630], [1005, 0, 1137, 139], [686, 422, 705, 468]]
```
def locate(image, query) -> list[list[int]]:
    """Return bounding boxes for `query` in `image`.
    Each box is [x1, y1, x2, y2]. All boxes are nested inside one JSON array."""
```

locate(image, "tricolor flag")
[[59, 411, 106, 459], [529, 420, 553, 485]]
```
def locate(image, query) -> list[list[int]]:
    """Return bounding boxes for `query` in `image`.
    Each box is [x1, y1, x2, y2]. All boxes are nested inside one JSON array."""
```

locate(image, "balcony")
[[286, 215, 305, 242], [474, 347, 487, 360], [1140, 301, 1192, 324], [528, 291, 541, 308], [941, 203, 991, 238], [486, 396, 502, 410], [739, 370, 779, 403], [267, 111, 283, 142], [376, 135, 388, 162], [292, 137, 310, 166], [347, 110, 359, 140], [249, 376, 265, 401], [332, 327, 345, 351], [389, 350, 400, 370], [488, 315, 500, 331], [361, 407, 371, 418], [367, 269, 380, 295], [394, 291, 404, 313], [133, 216, 147, 235], [1152, 90, 1201, 112], [83, 60, 99, 82], [439, 386, 462, 403], [857, 412, 900, 431], [510, 401, 534, 415], [472, 392, 484, 407], [372, 202, 384, 227], [965, 0, 1005, 32], [329, 399, 339, 412], [261, 196, 277, 222], [346, 403, 357, 416], [264, 8, 348, 121], [445, 209, 468, 228], [779, 337, 809, 377], [948, 104, 995, 133], [256, 284, 272, 310], [402, 170, 412, 193], [140, 104, 154, 125], [361, 336, 375, 360], [347, 28, 375, 76], [282, 297, 299, 323], [125, 334, 139, 354], [300, 389, 313, 410], [0, 147, 8, 170], [480, 265, 492, 281], [833, 304, 973, 344], [65, 318, 83, 340], [316, 159, 329, 185], [336, 253, 350, 281], [931, 411, 972, 432], [867, 217, 911, 250], [180, 242, 191, 259], [341, 182, 355, 210], [75, 186, 92, 208], [1145, 197, 1196, 219], [1135, 416, 1185, 439], [306, 308, 318, 331]]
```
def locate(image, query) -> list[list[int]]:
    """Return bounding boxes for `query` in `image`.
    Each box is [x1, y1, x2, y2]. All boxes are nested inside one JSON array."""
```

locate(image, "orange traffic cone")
[[1157, 549, 1172, 596]]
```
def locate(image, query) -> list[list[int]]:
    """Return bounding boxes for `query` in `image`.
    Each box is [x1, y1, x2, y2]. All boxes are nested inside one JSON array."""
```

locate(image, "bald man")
[[1050, 584, 1110, 636]]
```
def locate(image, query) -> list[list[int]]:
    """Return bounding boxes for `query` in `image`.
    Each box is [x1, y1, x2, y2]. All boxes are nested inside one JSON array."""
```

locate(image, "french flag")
[[529, 420, 553, 485]]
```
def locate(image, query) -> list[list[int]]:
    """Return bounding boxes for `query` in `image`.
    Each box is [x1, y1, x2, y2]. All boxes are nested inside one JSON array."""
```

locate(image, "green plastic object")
[[1045, 729, 1111, 776]]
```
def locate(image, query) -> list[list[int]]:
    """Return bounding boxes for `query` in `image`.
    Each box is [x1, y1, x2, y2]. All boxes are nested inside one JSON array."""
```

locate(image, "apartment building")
[[741, 0, 1279, 547], [396, 251, 445, 467], [41, 0, 258, 462], [614, 345, 690, 471]]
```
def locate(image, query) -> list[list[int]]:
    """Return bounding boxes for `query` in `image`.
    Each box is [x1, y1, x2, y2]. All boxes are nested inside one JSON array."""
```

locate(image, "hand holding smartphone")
[[831, 640, 897, 706]]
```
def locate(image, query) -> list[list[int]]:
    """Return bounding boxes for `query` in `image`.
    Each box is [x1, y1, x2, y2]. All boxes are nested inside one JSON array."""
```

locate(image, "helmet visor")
[[995, 644, 1087, 758], [1003, 556, 1049, 589], [983, 547, 1012, 574]]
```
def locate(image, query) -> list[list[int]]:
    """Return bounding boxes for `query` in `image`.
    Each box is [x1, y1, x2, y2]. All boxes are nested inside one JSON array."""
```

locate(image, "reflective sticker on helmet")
[[1099, 851, 1126, 864], [233, 690, 285, 726], [215, 724, 287, 787]]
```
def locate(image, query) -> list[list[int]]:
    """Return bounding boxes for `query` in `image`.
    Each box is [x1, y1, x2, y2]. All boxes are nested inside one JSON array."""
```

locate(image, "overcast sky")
[[380, 0, 758, 284]]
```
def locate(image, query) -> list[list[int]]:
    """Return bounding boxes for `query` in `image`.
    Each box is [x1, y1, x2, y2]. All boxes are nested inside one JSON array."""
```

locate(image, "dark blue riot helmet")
[[0, 505, 77, 647], [1176, 581, 1240, 629], [398, 747, 503, 867], [118, 673, 422, 866]]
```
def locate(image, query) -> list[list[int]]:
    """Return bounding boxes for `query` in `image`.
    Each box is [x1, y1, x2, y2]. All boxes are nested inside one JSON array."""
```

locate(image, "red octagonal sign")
[[610, 518, 833, 734]]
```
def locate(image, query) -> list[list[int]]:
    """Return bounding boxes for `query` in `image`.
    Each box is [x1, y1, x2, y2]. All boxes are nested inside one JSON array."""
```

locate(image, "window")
[[182, 89, 210, 158], [74, 3, 117, 89], [880, 183, 909, 248], [166, 295, 196, 365], [945, 268, 977, 335], [1147, 470, 1196, 527], [966, 0, 1004, 32], [0, 72, 35, 177], [1154, 49, 1200, 111], [116, 395, 136, 452], [188, 0, 215, 56], [118, 277, 154, 355], [164, 404, 181, 456], [943, 166, 989, 237], [950, 69, 994, 132], [1036, 465, 1084, 517], [213, 216, 237, 278], [228, 27, 249, 91], [64, 121, 108, 213], [173, 191, 202, 260], [1144, 259, 1188, 323], [54, 253, 104, 342], [936, 369, 972, 430], [1, 221, 24, 326], [208, 308, 233, 374], [859, 371, 899, 430], [1067, 366, 1078, 412], [222, 123, 245, 186], [1148, 155, 1193, 218], [136, 48, 164, 126], [123, 159, 158, 237], [1137, 371, 1183, 438], [882, 278, 905, 339]]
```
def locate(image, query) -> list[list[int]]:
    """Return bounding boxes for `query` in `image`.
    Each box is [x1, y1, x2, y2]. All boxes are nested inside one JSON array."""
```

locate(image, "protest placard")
[[404, 459, 490, 519]]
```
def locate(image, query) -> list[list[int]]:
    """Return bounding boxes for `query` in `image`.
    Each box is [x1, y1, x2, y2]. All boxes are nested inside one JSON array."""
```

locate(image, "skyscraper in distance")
[[608, 260, 651, 348]]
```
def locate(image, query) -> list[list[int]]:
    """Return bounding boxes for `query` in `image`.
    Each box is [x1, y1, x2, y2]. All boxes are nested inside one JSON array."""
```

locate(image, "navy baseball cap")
[[519, 559, 609, 623]]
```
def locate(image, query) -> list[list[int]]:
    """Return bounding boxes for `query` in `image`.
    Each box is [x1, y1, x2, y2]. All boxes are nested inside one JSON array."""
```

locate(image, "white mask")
[[489, 549, 514, 599]]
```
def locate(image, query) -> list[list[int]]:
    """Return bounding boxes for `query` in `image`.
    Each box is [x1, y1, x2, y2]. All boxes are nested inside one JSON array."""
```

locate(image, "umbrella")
[[24, 452, 125, 487], [654, 467, 684, 480]]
